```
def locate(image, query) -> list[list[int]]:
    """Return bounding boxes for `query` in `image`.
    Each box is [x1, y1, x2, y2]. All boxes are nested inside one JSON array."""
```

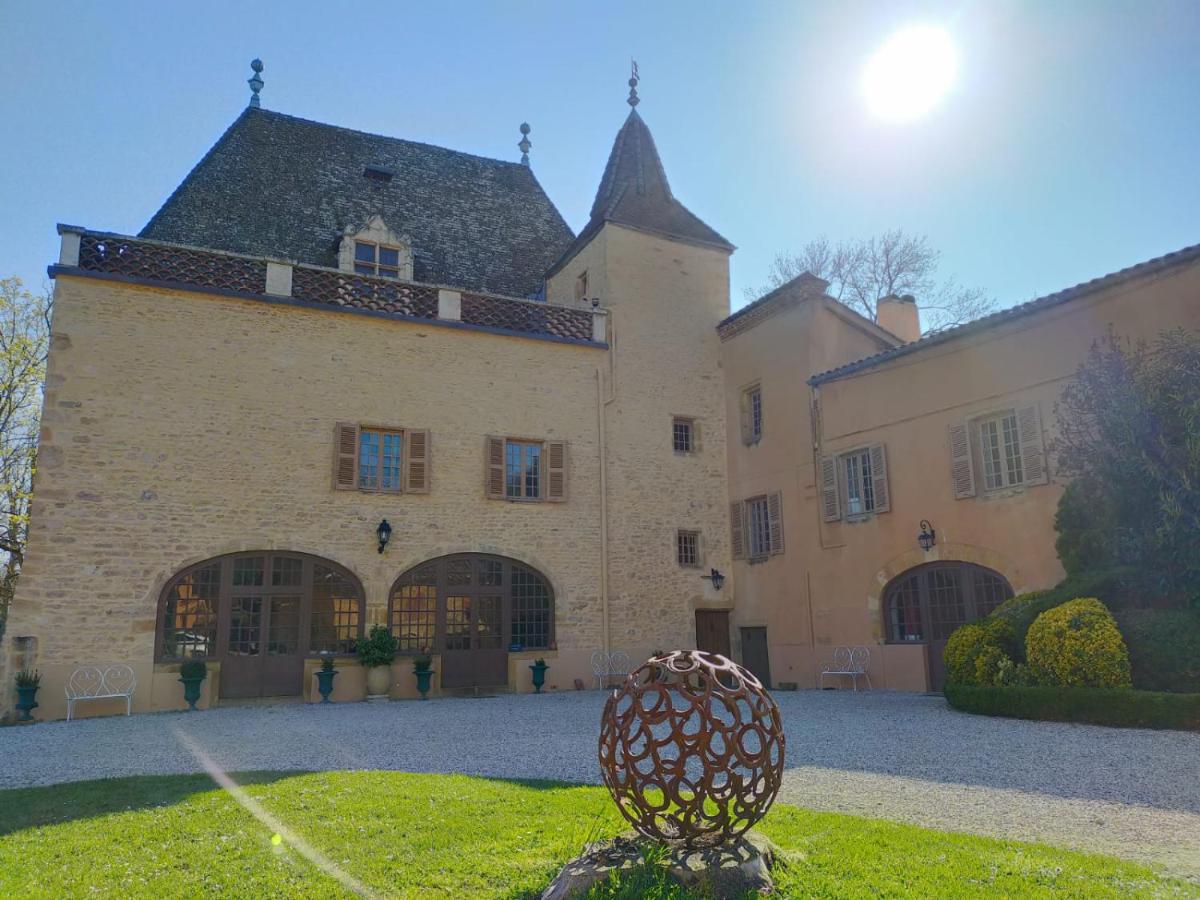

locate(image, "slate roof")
[[809, 240, 1200, 386], [548, 109, 733, 277], [140, 107, 575, 298]]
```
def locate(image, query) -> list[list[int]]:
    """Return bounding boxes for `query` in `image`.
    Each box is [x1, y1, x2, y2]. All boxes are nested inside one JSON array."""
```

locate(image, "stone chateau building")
[[3, 65, 1198, 717]]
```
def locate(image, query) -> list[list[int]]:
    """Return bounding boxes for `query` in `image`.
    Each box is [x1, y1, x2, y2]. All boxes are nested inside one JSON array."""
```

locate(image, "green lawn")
[[0, 771, 1192, 898]]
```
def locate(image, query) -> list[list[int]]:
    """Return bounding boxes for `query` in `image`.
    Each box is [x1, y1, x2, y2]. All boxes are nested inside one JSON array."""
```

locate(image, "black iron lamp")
[[376, 518, 392, 554], [702, 568, 726, 590], [918, 520, 936, 552]]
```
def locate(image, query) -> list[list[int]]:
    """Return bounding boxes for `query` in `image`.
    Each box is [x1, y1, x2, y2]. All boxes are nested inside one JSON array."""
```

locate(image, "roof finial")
[[627, 59, 640, 108], [247, 58, 264, 108], [518, 122, 532, 166]]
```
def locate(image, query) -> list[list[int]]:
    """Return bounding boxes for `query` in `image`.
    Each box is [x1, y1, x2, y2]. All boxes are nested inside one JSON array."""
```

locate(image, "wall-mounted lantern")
[[377, 519, 392, 554], [918, 520, 936, 552], [702, 568, 726, 591]]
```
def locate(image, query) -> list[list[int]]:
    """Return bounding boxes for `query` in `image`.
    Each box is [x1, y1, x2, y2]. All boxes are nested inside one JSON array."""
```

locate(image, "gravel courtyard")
[[3, 690, 1198, 878]]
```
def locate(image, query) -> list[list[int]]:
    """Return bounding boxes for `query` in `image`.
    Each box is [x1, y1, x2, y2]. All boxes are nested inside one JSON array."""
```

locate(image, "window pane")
[[267, 596, 301, 655], [973, 569, 1014, 618], [673, 419, 693, 453], [378, 267, 399, 279], [312, 564, 362, 654], [860, 452, 875, 512], [845, 455, 862, 515], [232, 556, 264, 587], [354, 263, 376, 276], [677, 531, 699, 567], [748, 497, 770, 556], [1002, 414, 1024, 486], [162, 563, 220, 658], [751, 389, 763, 439], [378, 247, 400, 267], [272, 556, 303, 587], [381, 431, 403, 491], [505, 441, 522, 498], [980, 420, 1004, 490], [512, 566, 551, 649], [525, 444, 541, 498], [928, 569, 967, 639], [359, 430, 380, 490], [887, 575, 923, 641], [355, 241, 376, 263], [444, 596, 471, 650], [228, 597, 263, 655]]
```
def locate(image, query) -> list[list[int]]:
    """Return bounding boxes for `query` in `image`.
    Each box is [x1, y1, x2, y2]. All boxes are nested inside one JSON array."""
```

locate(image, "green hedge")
[[945, 684, 1200, 731], [1114, 608, 1200, 694]]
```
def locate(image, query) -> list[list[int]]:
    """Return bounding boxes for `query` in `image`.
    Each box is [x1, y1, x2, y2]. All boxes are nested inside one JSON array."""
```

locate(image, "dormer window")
[[355, 241, 403, 279], [339, 215, 413, 281]]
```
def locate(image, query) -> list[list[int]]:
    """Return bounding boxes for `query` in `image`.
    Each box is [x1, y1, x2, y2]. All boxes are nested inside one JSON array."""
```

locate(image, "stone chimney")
[[877, 294, 921, 343]]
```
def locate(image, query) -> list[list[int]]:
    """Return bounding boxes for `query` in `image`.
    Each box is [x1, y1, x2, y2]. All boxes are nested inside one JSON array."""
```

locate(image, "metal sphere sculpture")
[[598, 650, 785, 847]]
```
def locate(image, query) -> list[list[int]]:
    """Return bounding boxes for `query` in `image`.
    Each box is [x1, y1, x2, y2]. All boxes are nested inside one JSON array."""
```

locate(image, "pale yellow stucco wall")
[[807, 258, 1200, 689], [720, 285, 895, 689]]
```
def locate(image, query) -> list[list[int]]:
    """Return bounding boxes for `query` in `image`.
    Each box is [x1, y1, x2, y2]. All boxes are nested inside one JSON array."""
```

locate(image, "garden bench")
[[65, 665, 136, 721], [591, 650, 631, 689], [819, 646, 872, 691]]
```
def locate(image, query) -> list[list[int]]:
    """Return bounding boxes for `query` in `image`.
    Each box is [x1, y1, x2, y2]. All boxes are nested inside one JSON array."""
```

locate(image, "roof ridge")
[[248, 107, 530, 170], [808, 239, 1200, 385]]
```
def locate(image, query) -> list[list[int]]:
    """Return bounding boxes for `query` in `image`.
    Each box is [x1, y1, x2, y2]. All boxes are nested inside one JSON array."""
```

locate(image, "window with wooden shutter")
[[868, 443, 890, 513], [487, 437, 566, 502], [820, 455, 840, 522], [405, 429, 430, 493], [948, 421, 976, 499], [767, 491, 784, 556], [1017, 404, 1048, 485], [546, 441, 567, 501], [485, 436, 506, 499], [740, 383, 762, 445], [730, 501, 746, 560], [333, 423, 359, 490]]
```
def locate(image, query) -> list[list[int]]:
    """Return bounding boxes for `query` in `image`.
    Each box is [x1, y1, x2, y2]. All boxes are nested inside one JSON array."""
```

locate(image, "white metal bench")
[[820, 646, 872, 691], [590, 650, 631, 689], [65, 665, 136, 720]]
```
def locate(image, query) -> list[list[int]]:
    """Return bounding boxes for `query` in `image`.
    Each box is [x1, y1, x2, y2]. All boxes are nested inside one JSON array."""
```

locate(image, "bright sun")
[[862, 26, 958, 122]]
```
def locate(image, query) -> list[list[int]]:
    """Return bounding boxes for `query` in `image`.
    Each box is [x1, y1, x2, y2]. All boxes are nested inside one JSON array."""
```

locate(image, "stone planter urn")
[[15, 685, 39, 722], [530, 660, 549, 694], [315, 666, 338, 703], [178, 676, 204, 711], [365, 664, 391, 699], [413, 665, 434, 700]]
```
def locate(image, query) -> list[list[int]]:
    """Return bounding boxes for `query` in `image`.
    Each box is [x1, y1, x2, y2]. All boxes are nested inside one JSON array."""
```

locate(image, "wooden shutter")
[[730, 502, 746, 560], [869, 443, 891, 513], [546, 441, 567, 501], [820, 455, 840, 522], [949, 421, 976, 499], [333, 423, 359, 491], [405, 429, 430, 493], [691, 420, 702, 454], [1017, 404, 1048, 485], [485, 436, 505, 499], [767, 491, 785, 555]]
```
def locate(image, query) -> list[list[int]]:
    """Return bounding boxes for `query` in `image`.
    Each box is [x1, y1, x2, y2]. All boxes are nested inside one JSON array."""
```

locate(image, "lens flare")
[[862, 26, 958, 122]]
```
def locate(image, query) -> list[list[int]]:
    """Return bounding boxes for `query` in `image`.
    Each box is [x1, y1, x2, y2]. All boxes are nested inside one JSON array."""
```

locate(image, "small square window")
[[677, 530, 700, 568], [673, 418, 694, 454], [742, 385, 763, 445], [351, 240, 405, 279], [378, 247, 400, 268], [355, 241, 376, 263]]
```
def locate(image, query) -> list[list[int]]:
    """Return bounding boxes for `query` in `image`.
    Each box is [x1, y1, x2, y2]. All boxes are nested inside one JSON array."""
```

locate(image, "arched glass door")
[[882, 562, 1013, 689]]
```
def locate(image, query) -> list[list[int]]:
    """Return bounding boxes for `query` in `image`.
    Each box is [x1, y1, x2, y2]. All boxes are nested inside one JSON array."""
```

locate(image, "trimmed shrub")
[[1115, 608, 1200, 694], [943, 618, 1017, 685], [945, 684, 1200, 731], [1026, 598, 1132, 688]]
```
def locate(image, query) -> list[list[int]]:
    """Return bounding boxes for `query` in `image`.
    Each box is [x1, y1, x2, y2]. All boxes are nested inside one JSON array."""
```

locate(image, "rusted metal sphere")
[[598, 650, 785, 847]]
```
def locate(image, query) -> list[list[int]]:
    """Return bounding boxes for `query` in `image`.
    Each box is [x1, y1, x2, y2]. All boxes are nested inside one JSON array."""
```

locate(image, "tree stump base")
[[540, 830, 779, 899]]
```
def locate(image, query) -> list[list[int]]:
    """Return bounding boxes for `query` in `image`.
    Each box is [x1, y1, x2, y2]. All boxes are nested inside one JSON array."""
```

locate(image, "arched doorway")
[[389, 554, 554, 689], [882, 562, 1013, 690], [157, 552, 364, 699]]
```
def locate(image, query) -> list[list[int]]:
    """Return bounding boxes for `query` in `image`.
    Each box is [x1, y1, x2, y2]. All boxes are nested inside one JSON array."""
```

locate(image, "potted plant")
[[14, 669, 40, 722], [529, 657, 549, 693], [316, 655, 338, 703], [357, 624, 398, 700], [412, 653, 434, 700], [178, 659, 207, 711]]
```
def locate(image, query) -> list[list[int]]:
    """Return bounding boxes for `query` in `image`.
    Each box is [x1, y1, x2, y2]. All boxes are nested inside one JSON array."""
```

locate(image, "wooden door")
[[740, 626, 772, 689], [441, 593, 509, 689], [221, 594, 264, 699], [695, 610, 731, 658], [261, 594, 304, 696]]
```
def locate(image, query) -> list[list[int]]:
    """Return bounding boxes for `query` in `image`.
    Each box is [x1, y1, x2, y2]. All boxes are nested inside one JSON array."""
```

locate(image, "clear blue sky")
[[2, 1, 1197, 311]]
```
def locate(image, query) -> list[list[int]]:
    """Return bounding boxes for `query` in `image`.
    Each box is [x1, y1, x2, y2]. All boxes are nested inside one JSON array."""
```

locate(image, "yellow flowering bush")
[[943, 617, 1016, 685], [1025, 597, 1132, 688]]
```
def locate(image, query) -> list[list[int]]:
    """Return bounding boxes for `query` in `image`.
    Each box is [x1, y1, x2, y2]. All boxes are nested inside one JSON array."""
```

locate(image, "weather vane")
[[628, 59, 640, 108], [247, 59, 264, 108]]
